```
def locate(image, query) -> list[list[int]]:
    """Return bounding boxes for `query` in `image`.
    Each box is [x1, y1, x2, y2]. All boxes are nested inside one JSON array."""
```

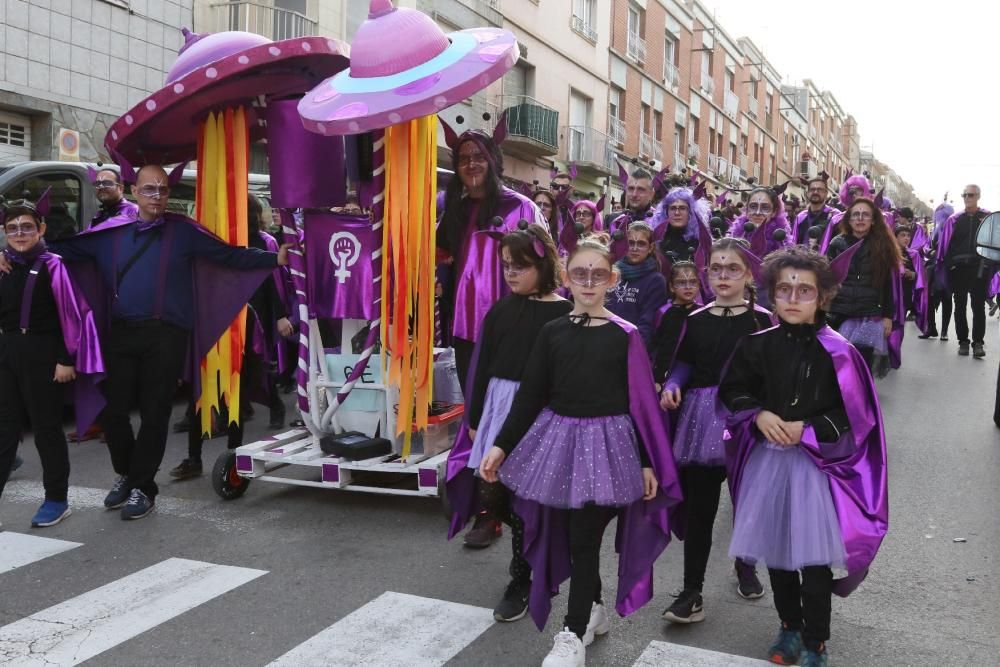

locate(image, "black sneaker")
[[939, 335, 949, 341], [661, 589, 705, 624], [735, 560, 765, 599], [463, 513, 502, 549], [121, 489, 155, 520], [973, 344, 986, 359], [959, 343, 970, 356], [918, 331, 937, 339], [169, 458, 203, 480], [103, 476, 130, 509], [493, 579, 530, 622]]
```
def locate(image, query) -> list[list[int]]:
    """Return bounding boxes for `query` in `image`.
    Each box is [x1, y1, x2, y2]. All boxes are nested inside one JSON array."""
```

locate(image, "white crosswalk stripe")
[[632, 640, 773, 666], [0, 532, 81, 575], [266, 591, 495, 667], [0, 557, 267, 666]]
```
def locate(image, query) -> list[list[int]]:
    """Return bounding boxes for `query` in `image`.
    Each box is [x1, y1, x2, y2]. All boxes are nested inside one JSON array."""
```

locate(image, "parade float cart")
[[103, 0, 518, 502]]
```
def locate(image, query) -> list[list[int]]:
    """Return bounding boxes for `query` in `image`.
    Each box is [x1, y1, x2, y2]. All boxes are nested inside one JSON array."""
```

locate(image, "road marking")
[[0, 532, 82, 575], [633, 641, 773, 666], [0, 557, 266, 666], [266, 592, 495, 667]]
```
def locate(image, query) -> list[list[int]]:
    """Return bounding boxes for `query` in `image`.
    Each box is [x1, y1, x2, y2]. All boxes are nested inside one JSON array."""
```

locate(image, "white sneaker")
[[541, 628, 585, 667], [582, 603, 610, 646]]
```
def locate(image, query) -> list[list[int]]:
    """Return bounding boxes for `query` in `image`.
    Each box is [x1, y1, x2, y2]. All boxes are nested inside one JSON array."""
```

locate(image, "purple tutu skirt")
[[729, 440, 847, 572], [498, 409, 644, 509], [837, 316, 888, 356], [467, 378, 520, 471], [672, 386, 728, 466]]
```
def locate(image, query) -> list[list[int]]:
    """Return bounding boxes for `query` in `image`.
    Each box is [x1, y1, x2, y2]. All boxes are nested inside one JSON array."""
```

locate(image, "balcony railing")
[[724, 90, 739, 119], [674, 151, 686, 169], [627, 32, 646, 63], [570, 14, 598, 42], [729, 164, 742, 184], [700, 71, 715, 97], [739, 152, 748, 170], [563, 125, 615, 174], [640, 133, 663, 161], [608, 116, 626, 146], [753, 162, 761, 181], [211, 1, 317, 40], [664, 62, 680, 90], [718, 156, 729, 177], [748, 97, 759, 119], [497, 95, 559, 154], [687, 143, 700, 160], [708, 154, 718, 174]]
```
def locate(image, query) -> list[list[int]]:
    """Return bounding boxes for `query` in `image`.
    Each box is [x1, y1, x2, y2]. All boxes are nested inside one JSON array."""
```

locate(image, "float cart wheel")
[[212, 450, 251, 500]]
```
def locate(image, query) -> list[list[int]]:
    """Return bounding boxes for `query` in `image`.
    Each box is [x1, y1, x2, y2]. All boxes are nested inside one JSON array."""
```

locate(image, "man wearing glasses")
[[936, 185, 990, 358], [4, 164, 292, 520], [793, 177, 836, 247], [91, 169, 138, 228]]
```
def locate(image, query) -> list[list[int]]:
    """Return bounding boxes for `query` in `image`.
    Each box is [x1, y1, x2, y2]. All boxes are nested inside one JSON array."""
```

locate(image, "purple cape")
[[42, 253, 106, 435], [934, 209, 990, 291], [792, 205, 837, 246], [728, 213, 792, 256], [725, 325, 888, 596], [818, 211, 845, 254], [260, 230, 295, 373], [887, 247, 929, 367], [449, 187, 543, 342], [62, 213, 273, 403]]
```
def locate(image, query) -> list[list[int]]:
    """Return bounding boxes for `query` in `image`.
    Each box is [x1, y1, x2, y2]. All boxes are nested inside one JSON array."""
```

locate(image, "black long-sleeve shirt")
[[719, 319, 849, 442], [826, 234, 894, 319], [651, 302, 696, 382], [493, 316, 649, 466], [0, 259, 71, 364], [674, 306, 773, 388], [468, 295, 572, 429]]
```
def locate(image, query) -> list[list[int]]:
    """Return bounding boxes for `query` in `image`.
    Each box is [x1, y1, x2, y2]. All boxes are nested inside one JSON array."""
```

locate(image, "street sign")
[[58, 128, 79, 161]]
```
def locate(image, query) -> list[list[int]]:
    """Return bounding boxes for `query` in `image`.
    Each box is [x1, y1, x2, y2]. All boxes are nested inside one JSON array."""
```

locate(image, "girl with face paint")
[[719, 245, 889, 667], [451, 224, 571, 615], [659, 237, 774, 624], [605, 222, 668, 347], [651, 261, 701, 385], [728, 187, 793, 257], [824, 198, 901, 377], [479, 234, 681, 666]]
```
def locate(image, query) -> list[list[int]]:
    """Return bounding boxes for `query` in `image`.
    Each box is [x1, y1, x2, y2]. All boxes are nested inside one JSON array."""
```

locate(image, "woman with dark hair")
[[729, 187, 793, 256], [825, 197, 901, 375], [436, 125, 543, 395], [533, 189, 559, 240]]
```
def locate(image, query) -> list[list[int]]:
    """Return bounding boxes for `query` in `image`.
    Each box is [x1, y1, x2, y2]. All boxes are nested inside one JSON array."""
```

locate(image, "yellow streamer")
[[381, 116, 437, 458]]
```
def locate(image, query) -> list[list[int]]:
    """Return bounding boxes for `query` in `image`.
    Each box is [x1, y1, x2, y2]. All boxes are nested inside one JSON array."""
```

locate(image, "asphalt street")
[[1, 317, 998, 666]]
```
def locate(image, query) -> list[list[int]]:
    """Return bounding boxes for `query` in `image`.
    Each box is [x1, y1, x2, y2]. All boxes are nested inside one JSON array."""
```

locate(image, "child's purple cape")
[[445, 335, 485, 540], [42, 253, 106, 435], [990, 271, 1000, 298], [62, 212, 273, 405], [724, 325, 888, 597]]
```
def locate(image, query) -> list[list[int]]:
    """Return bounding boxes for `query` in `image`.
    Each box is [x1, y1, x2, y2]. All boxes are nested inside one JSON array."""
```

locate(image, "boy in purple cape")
[[0, 194, 104, 528], [720, 245, 888, 667]]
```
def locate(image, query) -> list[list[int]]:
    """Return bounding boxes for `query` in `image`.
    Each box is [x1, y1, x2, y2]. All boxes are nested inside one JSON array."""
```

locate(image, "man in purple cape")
[[89, 167, 139, 228], [793, 177, 837, 248], [724, 325, 889, 597], [46, 164, 287, 520], [608, 167, 657, 233]]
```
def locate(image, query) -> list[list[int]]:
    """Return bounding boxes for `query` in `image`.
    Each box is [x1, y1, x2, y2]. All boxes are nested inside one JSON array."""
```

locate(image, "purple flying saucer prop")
[[105, 28, 350, 164], [298, 0, 519, 135]]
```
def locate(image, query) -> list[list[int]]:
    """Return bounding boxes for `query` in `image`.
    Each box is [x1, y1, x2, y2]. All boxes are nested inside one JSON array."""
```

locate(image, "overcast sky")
[[706, 0, 991, 210]]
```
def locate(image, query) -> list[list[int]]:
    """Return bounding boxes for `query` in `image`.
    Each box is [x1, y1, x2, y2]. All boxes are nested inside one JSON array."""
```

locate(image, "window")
[[610, 88, 622, 121], [673, 125, 684, 157], [572, 0, 598, 41], [725, 70, 734, 93], [2, 173, 83, 241], [628, 6, 642, 37], [663, 34, 678, 86], [701, 51, 712, 76], [653, 110, 663, 141], [0, 122, 26, 148]]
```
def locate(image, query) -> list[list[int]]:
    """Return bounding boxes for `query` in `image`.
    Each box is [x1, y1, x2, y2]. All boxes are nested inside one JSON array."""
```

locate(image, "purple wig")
[[650, 187, 709, 242], [934, 201, 955, 227], [838, 174, 873, 207], [572, 199, 604, 232]]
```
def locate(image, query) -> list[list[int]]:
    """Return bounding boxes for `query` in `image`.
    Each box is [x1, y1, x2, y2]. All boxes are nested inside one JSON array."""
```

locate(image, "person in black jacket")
[[825, 198, 901, 375]]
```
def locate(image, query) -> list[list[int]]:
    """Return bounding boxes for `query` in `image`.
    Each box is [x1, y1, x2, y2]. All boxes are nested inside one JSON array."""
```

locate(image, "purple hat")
[[105, 29, 349, 164], [298, 0, 519, 135]]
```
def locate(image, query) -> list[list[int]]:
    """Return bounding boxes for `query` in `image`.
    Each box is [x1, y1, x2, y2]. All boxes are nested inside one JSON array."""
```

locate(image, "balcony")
[[718, 156, 729, 178], [496, 95, 559, 157], [729, 164, 742, 184], [211, 1, 317, 40], [700, 71, 715, 97], [724, 90, 739, 120], [687, 143, 700, 161], [562, 125, 615, 175], [674, 151, 686, 170], [708, 154, 718, 175], [739, 152, 748, 171], [570, 14, 598, 42], [608, 116, 626, 147], [753, 162, 761, 181], [664, 62, 680, 90], [640, 133, 663, 161], [748, 97, 759, 120], [627, 32, 647, 64]]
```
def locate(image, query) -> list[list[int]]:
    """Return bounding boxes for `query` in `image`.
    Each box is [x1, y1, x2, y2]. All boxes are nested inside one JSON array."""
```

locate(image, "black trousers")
[[100, 322, 188, 499], [680, 464, 728, 592], [453, 337, 475, 397], [769, 566, 833, 651], [950, 265, 988, 346], [478, 480, 530, 584], [928, 286, 952, 335], [0, 333, 70, 502], [564, 504, 614, 639]]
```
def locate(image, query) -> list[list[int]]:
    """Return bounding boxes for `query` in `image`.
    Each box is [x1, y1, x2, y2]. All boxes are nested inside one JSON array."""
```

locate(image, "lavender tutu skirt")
[[498, 409, 644, 509], [837, 316, 888, 356], [672, 386, 728, 466], [467, 378, 519, 471], [729, 440, 847, 572]]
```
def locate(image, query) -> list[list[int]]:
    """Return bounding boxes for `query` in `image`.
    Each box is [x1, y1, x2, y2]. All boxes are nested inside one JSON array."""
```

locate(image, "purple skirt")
[[499, 409, 644, 509], [837, 316, 888, 356], [729, 440, 847, 572], [672, 386, 728, 466], [467, 378, 520, 471]]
